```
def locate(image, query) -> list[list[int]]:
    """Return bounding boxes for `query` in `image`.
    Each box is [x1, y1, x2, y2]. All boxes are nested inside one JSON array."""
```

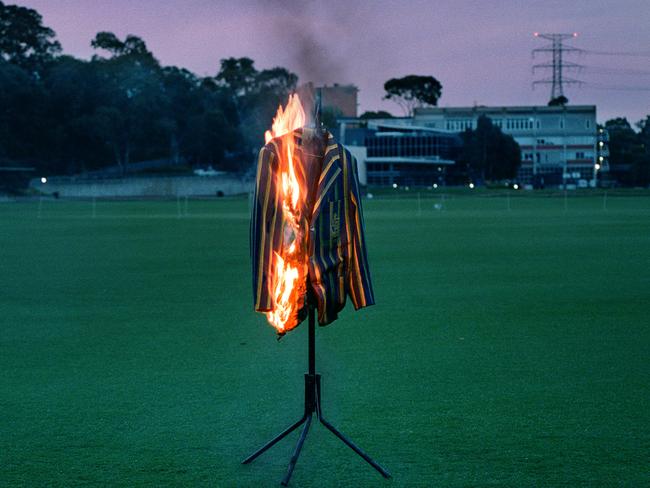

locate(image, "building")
[[300, 83, 359, 118], [413, 105, 599, 187], [338, 104, 601, 188], [320, 84, 359, 117], [339, 118, 462, 186]]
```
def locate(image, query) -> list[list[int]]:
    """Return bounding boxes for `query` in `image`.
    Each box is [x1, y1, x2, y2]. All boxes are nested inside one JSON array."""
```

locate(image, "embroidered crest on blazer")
[[250, 128, 375, 334]]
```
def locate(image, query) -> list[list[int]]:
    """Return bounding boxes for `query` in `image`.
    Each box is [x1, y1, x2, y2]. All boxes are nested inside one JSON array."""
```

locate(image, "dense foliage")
[[0, 2, 296, 182], [604, 117, 650, 187], [457, 115, 522, 182]]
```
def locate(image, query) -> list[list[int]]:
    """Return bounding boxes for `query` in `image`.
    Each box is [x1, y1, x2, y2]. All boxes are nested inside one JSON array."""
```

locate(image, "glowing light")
[[595, 163, 601, 170], [599, 156, 604, 162], [392, 183, 398, 189], [433, 183, 438, 189], [533, 32, 539, 37], [513, 184, 519, 190], [40, 177, 47, 184], [599, 141, 604, 147], [469, 183, 475, 189]]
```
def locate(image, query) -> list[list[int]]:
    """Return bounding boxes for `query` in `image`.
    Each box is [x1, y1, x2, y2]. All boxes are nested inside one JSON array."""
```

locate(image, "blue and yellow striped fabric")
[[250, 129, 374, 333]]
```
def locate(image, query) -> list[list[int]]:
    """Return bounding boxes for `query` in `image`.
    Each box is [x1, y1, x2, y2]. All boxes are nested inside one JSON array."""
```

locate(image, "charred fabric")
[[250, 94, 374, 337]]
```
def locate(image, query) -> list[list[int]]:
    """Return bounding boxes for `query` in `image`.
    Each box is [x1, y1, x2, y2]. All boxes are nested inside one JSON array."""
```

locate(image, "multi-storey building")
[[413, 105, 599, 187], [339, 119, 462, 186], [339, 104, 600, 187]]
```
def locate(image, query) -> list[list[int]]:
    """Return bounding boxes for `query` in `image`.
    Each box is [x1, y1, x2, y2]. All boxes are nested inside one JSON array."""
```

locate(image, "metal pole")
[[308, 301, 315, 377]]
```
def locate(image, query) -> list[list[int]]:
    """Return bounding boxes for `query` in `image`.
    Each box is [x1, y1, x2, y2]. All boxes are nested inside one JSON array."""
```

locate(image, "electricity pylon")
[[532, 33, 584, 101]]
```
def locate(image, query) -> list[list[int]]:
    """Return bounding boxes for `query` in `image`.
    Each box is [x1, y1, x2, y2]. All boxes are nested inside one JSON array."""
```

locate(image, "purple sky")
[[16, 0, 650, 125]]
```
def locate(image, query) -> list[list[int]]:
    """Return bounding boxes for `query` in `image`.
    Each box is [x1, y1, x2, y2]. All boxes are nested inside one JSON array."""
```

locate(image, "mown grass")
[[1, 193, 649, 487]]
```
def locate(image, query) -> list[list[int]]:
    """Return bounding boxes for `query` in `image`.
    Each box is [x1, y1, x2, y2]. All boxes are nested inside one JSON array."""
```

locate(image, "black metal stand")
[[242, 301, 391, 486]]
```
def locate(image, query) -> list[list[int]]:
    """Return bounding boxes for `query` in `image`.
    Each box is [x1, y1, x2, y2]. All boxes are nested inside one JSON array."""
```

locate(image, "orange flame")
[[264, 94, 307, 333]]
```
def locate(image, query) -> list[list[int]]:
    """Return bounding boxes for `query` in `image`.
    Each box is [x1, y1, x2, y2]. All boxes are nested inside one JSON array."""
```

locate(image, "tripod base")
[[242, 373, 391, 486]]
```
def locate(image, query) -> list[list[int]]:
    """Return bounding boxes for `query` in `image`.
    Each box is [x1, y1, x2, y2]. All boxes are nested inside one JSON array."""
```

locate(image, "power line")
[[582, 65, 650, 76], [582, 82, 650, 92], [583, 49, 650, 57]]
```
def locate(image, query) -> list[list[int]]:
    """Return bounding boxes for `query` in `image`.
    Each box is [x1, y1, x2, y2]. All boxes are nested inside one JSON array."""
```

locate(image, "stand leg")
[[316, 375, 391, 479], [242, 303, 390, 484], [281, 413, 313, 486], [241, 415, 308, 464]]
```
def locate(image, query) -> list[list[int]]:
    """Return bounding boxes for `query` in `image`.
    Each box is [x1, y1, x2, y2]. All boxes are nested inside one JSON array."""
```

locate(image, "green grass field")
[[1, 192, 649, 487]]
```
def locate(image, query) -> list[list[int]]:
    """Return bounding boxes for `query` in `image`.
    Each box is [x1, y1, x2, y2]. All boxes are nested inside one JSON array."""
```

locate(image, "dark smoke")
[[257, 0, 356, 86]]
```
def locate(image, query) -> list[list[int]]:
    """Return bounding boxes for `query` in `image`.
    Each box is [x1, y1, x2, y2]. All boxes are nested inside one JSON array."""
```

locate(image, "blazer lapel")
[[312, 133, 342, 220]]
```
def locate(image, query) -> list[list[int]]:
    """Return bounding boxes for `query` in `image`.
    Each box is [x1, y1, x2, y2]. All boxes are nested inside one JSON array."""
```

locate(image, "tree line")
[[0, 1, 296, 186]]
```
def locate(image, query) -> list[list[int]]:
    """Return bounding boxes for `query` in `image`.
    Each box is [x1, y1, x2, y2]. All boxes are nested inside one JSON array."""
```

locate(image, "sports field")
[[1, 191, 649, 487]]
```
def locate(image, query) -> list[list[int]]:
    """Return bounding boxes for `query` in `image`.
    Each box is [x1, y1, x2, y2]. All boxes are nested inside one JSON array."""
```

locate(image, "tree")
[[360, 110, 394, 119], [636, 116, 650, 186], [214, 57, 298, 168], [383, 75, 442, 116], [458, 115, 521, 181], [215, 57, 259, 97], [87, 32, 169, 174], [605, 117, 646, 186], [0, 1, 61, 72], [548, 95, 568, 106]]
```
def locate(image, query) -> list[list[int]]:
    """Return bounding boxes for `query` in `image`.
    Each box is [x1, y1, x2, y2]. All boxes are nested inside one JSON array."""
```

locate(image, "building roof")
[[415, 104, 596, 116]]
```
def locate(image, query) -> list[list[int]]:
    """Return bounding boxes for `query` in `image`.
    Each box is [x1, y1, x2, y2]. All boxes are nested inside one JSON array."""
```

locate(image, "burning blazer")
[[250, 128, 374, 333]]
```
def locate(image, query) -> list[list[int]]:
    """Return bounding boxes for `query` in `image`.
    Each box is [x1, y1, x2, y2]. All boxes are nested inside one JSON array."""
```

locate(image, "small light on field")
[[433, 183, 438, 189], [595, 163, 601, 170], [392, 183, 398, 189], [599, 156, 604, 162], [513, 184, 519, 190], [599, 141, 604, 147], [41, 177, 47, 184], [469, 183, 475, 189]]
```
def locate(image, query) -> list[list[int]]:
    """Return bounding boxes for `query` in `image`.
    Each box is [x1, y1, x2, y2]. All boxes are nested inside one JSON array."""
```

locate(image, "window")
[[576, 152, 585, 159]]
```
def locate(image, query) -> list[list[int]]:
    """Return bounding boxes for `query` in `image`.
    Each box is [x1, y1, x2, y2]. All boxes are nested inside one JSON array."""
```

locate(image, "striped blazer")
[[250, 128, 374, 333]]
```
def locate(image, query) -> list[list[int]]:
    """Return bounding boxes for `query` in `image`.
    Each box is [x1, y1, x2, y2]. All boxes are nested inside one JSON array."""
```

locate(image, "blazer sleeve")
[[345, 149, 375, 309], [250, 144, 281, 312]]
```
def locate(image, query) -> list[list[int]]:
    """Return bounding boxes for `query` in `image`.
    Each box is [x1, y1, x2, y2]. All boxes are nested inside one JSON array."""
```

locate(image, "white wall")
[[30, 175, 253, 198]]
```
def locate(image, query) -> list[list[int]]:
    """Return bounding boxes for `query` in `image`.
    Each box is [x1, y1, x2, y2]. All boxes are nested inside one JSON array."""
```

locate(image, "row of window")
[[366, 135, 457, 159], [444, 117, 593, 132], [523, 151, 593, 161]]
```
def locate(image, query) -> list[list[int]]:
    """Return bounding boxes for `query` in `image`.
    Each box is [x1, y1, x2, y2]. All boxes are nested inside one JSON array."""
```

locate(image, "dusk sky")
[[16, 0, 650, 125]]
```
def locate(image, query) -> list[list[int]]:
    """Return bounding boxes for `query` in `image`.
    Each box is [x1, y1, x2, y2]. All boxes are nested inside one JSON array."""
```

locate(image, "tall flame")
[[264, 94, 307, 333]]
